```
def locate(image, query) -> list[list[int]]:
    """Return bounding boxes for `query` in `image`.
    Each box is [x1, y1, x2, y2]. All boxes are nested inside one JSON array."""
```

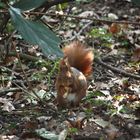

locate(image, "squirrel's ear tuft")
[[61, 56, 69, 65]]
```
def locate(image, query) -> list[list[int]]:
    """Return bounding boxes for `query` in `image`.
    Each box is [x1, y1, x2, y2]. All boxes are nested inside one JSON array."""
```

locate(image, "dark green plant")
[[0, 0, 74, 57], [132, 0, 140, 6], [9, 6, 62, 57]]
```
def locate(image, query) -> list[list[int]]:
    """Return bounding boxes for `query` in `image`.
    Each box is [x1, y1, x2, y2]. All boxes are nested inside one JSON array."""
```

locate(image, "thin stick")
[[12, 41, 43, 102], [27, 12, 140, 26], [95, 58, 140, 80], [8, 51, 39, 62], [0, 88, 21, 94], [1, 10, 140, 25], [64, 21, 93, 42]]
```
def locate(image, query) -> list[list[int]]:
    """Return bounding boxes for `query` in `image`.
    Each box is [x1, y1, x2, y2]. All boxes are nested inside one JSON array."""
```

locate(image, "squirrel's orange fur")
[[63, 41, 93, 76], [55, 41, 94, 107]]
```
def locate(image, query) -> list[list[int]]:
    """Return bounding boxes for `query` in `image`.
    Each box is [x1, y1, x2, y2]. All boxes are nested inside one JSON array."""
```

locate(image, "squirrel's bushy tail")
[[63, 41, 94, 76]]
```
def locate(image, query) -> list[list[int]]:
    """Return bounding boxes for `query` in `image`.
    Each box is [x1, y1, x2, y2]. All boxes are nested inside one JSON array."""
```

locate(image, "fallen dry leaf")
[[131, 47, 140, 62], [109, 23, 121, 34], [0, 97, 15, 112], [66, 112, 86, 129]]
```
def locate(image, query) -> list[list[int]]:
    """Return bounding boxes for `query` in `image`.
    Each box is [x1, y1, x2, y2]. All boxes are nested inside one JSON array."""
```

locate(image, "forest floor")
[[0, 0, 140, 140]]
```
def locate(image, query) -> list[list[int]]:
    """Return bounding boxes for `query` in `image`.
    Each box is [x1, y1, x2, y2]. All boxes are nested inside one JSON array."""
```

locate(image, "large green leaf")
[[14, 0, 48, 11], [132, 0, 140, 6], [36, 128, 58, 140], [9, 7, 63, 57], [0, 2, 6, 8]]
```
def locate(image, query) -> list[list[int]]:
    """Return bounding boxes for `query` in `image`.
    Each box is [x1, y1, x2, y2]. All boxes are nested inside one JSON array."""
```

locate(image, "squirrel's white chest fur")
[[67, 93, 77, 102]]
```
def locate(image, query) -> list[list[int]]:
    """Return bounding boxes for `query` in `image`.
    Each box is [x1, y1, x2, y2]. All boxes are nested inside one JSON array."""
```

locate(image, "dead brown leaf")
[[109, 23, 121, 34]]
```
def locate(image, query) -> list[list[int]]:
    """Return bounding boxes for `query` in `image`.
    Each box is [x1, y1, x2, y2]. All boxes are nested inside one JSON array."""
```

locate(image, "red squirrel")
[[55, 41, 94, 107]]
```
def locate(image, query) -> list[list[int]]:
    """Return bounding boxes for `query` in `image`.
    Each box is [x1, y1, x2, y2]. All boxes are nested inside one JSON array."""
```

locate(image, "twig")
[[64, 21, 93, 42], [33, 0, 74, 20], [11, 81, 41, 100], [26, 12, 140, 26], [0, 88, 21, 94], [11, 81, 32, 95], [8, 51, 40, 61], [0, 66, 18, 74], [95, 58, 140, 80], [1, 10, 140, 25], [6, 62, 16, 88], [12, 41, 30, 88], [12, 42, 43, 102]]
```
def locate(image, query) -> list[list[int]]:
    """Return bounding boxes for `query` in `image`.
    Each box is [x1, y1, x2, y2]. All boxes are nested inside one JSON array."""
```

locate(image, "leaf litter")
[[0, 0, 140, 140]]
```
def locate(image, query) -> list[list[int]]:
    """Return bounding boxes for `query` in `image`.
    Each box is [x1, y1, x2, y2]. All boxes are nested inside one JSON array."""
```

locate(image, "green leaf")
[[68, 128, 78, 134], [0, 2, 6, 8], [13, 0, 48, 11], [9, 6, 63, 57], [36, 128, 59, 140], [89, 28, 113, 44], [132, 0, 140, 6], [76, 0, 93, 2]]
